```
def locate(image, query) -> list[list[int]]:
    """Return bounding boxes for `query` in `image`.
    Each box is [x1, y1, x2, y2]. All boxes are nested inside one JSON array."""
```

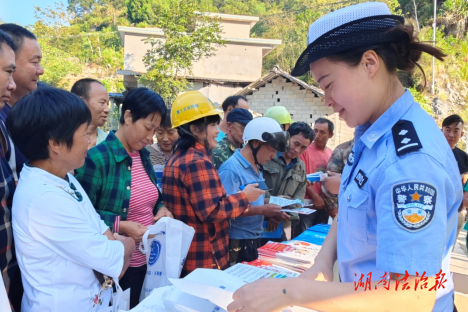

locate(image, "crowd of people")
[[0, 1, 468, 312]]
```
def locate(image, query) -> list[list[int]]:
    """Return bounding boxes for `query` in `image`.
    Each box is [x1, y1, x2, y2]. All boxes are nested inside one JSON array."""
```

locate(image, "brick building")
[[235, 66, 354, 149]]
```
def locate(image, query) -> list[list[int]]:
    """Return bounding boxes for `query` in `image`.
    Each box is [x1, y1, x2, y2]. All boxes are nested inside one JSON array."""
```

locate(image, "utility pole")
[[413, 0, 420, 32], [432, 0, 437, 95]]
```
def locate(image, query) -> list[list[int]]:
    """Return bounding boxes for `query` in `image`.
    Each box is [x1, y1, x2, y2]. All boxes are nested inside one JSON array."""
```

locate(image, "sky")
[[0, 0, 65, 26]]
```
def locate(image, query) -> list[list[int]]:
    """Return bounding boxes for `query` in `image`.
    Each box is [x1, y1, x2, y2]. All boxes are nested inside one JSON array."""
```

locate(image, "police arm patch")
[[392, 181, 437, 232]]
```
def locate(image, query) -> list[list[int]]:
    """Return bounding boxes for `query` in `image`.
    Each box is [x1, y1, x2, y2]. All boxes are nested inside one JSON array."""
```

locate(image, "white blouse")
[[12, 165, 124, 312]]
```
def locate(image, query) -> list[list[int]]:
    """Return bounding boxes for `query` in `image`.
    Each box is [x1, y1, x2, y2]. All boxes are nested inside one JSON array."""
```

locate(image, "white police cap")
[[291, 2, 404, 77]]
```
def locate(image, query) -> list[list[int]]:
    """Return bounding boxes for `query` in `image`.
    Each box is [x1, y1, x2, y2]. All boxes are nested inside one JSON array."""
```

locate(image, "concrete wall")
[[191, 43, 263, 81], [123, 33, 151, 72], [188, 82, 243, 105], [123, 34, 263, 82], [220, 20, 251, 38], [246, 77, 354, 150]]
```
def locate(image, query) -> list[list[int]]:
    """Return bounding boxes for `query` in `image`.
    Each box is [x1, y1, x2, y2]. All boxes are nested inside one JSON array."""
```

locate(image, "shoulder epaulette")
[[391, 120, 422, 157]]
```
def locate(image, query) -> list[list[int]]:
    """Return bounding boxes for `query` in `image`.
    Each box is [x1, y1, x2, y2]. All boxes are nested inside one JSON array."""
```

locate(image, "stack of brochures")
[[256, 240, 322, 273]]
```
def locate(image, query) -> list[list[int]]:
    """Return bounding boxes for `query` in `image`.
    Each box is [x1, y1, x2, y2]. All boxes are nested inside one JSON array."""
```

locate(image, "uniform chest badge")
[[392, 182, 437, 232], [347, 151, 354, 166]]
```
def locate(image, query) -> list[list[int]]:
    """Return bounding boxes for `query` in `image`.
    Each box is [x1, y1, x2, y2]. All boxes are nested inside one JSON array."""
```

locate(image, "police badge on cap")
[[392, 182, 437, 232]]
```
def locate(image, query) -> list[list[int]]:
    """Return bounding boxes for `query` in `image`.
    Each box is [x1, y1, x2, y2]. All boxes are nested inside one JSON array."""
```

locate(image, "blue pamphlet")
[[260, 221, 283, 239]]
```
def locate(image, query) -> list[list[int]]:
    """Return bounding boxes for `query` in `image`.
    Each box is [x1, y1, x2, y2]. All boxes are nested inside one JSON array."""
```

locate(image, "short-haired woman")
[[228, 3, 461, 312], [7, 88, 134, 311], [75, 87, 173, 308]]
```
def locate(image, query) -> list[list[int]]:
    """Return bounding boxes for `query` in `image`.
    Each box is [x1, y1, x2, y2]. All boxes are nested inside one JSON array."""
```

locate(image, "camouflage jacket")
[[263, 154, 307, 201], [321, 139, 355, 210], [212, 136, 237, 170]]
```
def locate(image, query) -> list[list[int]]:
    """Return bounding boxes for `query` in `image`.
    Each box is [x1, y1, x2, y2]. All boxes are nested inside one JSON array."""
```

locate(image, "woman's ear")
[[189, 124, 200, 136], [48, 138, 63, 157], [123, 110, 133, 125], [361, 50, 380, 78]]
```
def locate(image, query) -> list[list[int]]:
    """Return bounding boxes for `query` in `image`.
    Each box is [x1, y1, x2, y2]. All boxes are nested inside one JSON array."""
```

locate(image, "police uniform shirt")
[[337, 90, 462, 312]]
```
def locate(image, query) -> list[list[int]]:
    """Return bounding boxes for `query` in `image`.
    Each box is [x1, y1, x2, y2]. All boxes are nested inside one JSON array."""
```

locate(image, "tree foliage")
[[30, 2, 125, 90], [138, 0, 225, 102]]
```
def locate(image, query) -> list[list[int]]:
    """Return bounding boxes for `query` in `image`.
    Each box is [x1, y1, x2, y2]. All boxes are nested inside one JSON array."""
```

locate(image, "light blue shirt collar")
[[357, 90, 414, 150], [233, 149, 256, 171]]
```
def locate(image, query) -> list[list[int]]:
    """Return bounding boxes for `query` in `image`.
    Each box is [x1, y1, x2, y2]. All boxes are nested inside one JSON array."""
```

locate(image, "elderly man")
[[264, 122, 314, 200], [0, 29, 22, 312], [71, 78, 110, 148], [263, 122, 315, 239], [321, 138, 355, 219], [0, 24, 44, 181], [212, 108, 253, 170], [217, 95, 249, 142]]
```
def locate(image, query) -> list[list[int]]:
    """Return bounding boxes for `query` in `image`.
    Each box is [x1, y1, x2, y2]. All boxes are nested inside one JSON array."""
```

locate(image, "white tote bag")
[[139, 217, 195, 301], [98, 279, 130, 312]]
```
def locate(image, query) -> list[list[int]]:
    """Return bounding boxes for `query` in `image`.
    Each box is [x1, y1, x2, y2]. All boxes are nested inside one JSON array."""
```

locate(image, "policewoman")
[[227, 2, 462, 312]]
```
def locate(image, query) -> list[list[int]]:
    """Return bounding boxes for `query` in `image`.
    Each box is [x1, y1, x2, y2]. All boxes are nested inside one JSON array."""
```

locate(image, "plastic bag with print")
[[138, 217, 195, 302]]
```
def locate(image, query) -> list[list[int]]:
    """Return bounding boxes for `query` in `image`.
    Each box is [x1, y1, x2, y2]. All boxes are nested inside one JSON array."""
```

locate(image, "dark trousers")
[[119, 265, 147, 309], [229, 238, 261, 264], [9, 268, 23, 312]]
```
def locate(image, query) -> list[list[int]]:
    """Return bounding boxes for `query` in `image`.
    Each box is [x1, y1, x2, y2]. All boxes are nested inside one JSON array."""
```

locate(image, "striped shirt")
[[127, 152, 159, 267]]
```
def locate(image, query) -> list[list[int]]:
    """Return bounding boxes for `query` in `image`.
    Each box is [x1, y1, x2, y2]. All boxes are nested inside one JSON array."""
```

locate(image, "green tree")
[[256, 0, 400, 81], [31, 2, 124, 90], [139, 0, 225, 102], [126, 0, 159, 25]]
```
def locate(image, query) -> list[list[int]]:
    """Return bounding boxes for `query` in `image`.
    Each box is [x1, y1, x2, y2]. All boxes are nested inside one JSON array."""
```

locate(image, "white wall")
[[246, 77, 354, 149]]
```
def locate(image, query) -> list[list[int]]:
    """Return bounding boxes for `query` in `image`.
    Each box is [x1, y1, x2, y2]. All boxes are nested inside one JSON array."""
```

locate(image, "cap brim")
[[228, 119, 252, 124], [291, 15, 405, 77]]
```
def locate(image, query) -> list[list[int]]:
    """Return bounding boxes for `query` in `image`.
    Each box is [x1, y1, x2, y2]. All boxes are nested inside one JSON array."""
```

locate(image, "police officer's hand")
[[242, 183, 265, 202], [323, 171, 341, 195], [261, 204, 282, 217], [299, 260, 334, 282], [227, 278, 292, 312]]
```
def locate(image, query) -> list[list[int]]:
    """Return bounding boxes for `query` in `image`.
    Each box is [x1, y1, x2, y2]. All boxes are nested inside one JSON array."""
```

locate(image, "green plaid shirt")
[[75, 131, 163, 232]]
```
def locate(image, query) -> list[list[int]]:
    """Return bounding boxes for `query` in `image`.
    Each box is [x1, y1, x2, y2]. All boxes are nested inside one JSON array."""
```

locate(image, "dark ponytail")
[[328, 22, 446, 90]]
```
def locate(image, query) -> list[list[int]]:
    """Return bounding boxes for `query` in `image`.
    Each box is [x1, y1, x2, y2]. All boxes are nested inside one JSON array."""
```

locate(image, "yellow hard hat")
[[171, 91, 223, 128]]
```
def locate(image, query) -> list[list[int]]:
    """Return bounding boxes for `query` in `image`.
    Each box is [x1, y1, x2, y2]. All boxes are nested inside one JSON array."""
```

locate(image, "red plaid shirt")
[[162, 143, 249, 275]]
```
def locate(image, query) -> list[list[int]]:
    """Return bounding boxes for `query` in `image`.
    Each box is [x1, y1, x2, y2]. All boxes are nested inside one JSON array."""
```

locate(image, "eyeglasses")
[[232, 122, 246, 130]]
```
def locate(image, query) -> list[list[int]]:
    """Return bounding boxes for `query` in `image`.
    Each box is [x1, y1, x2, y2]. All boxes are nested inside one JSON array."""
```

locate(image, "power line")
[[39, 31, 119, 39]]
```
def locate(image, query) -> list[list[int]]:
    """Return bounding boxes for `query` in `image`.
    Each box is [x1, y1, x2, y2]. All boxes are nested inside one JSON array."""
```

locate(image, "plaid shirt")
[[162, 143, 249, 275], [0, 153, 17, 308], [75, 131, 163, 232]]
